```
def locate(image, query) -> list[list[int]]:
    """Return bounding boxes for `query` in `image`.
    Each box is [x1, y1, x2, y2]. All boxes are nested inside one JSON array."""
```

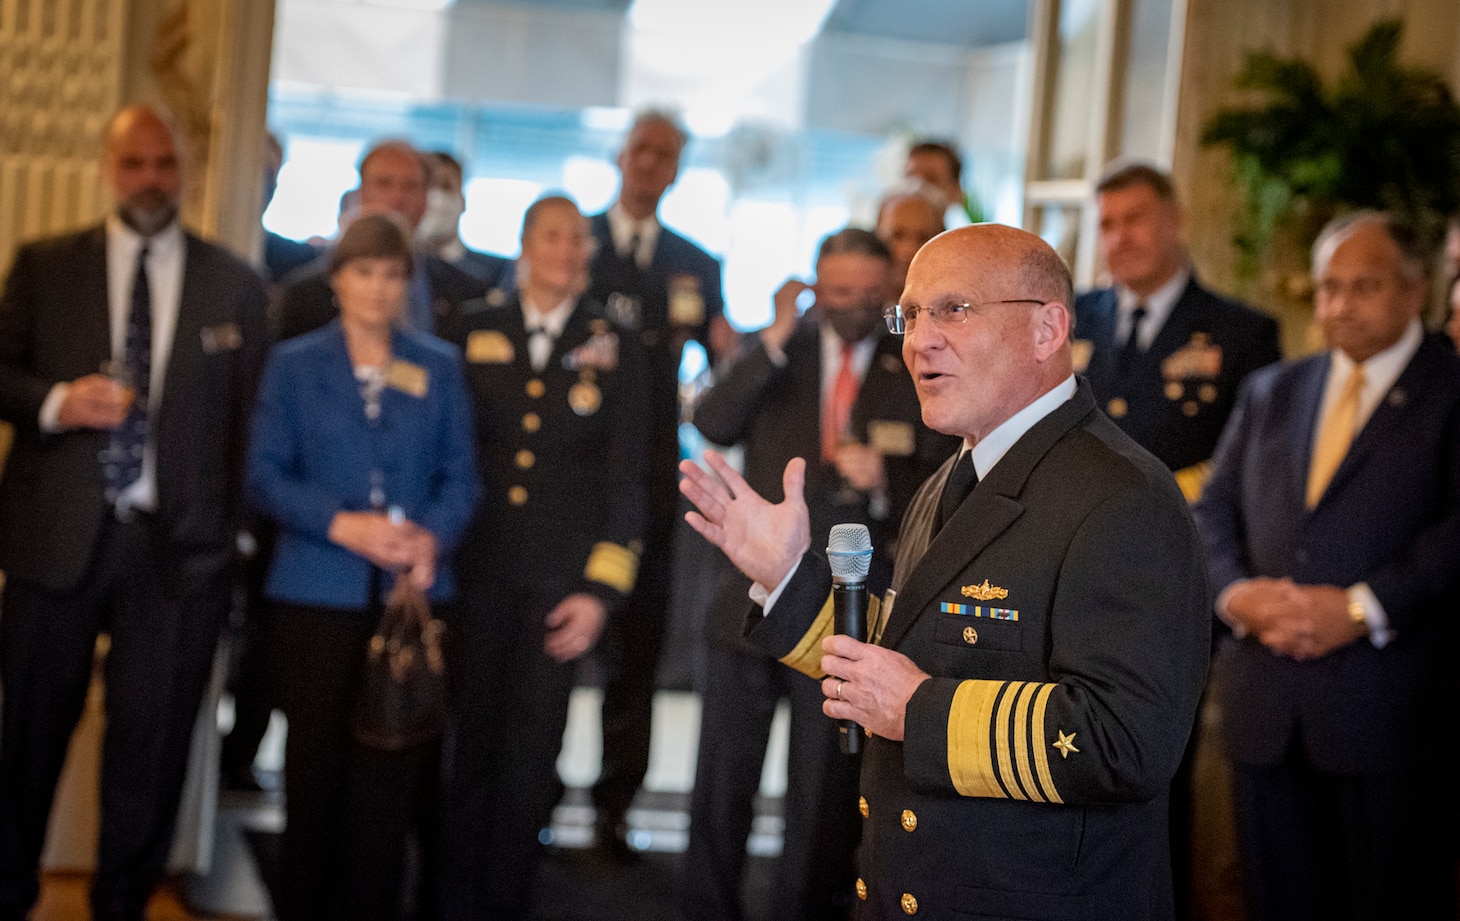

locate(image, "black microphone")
[[828, 523, 873, 755]]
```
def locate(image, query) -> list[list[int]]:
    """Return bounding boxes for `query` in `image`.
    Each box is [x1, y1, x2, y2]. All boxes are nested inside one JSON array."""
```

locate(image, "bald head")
[[900, 224, 1074, 441], [358, 140, 430, 231], [102, 106, 183, 236]]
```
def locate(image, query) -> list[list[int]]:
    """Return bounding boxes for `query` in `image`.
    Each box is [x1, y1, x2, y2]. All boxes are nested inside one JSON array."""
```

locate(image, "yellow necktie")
[[1306, 364, 1366, 508]]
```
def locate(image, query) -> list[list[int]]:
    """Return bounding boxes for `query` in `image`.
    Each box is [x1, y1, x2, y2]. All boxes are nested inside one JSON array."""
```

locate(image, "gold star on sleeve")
[[1052, 730, 1079, 759]]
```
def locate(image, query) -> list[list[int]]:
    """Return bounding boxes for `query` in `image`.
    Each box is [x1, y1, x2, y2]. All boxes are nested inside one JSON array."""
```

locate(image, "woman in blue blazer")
[[246, 212, 478, 921]]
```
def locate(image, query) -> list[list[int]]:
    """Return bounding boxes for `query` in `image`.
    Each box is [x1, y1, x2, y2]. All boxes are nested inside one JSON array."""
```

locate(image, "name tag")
[[867, 420, 915, 457], [200, 322, 242, 354], [466, 330, 514, 364], [668, 274, 706, 326], [385, 359, 429, 397]]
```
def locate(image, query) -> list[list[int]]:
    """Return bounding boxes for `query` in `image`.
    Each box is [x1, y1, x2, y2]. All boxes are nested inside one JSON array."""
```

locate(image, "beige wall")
[[1172, 0, 1460, 356]]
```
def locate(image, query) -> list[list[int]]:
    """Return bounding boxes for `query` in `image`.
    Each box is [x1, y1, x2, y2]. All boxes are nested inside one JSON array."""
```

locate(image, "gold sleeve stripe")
[[778, 592, 836, 679], [1029, 683, 1062, 804], [1009, 682, 1047, 803], [584, 542, 640, 594], [992, 680, 1026, 800], [1173, 460, 1212, 503], [948, 679, 1005, 798]]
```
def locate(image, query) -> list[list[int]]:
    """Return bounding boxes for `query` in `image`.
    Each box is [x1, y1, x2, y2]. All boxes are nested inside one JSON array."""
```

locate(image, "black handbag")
[[353, 574, 448, 750]]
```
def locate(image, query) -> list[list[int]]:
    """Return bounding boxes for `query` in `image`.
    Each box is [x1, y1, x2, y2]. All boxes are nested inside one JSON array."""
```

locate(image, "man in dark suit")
[[1074, 161, 1280, 500], [0, 105, 269, 921], [679, 224, 1211, 920], [275, 139, 486, 340], [1194, 212, 1460, 921], [582, 109, 729, 861], [684, 230, 958, 921]]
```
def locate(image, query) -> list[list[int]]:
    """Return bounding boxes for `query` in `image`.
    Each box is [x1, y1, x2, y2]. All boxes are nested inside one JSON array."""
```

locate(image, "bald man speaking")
[[680, 224, 1210, 921]]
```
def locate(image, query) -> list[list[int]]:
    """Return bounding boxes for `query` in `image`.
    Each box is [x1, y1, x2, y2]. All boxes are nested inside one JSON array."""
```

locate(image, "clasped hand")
[[1225, 577, 1361, 660], [328, 510, 438, 590]]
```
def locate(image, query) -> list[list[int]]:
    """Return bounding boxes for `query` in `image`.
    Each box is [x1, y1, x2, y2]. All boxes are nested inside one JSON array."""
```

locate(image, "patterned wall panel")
[[0, 0, 127, 275]]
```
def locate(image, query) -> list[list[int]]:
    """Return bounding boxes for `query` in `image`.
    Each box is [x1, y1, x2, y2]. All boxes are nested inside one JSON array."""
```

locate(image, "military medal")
[[569, 379, 601, 416]]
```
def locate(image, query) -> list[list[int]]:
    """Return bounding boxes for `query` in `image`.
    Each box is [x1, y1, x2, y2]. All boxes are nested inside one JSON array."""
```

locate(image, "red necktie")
[[823, 343, 858, 464]]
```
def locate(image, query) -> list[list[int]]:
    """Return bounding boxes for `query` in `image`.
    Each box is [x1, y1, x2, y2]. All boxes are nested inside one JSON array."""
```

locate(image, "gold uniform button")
[[900, 809, 917, 832], [855, 878, 867, 901], [1164, 381, 1184, 400], [858, 796, 868, 818], [507, 486, 528, 506], [1107, 397, 1128, 418], [1182, 399, 1199, 417], [522, 412, 541, 433], [901, 892, 918, 915], [515, 449, 535, 470], [526, 379, 545, 398]]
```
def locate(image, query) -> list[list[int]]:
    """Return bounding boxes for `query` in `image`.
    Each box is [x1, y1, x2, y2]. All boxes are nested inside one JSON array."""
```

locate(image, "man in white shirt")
[[678, 223, 1211, 920], [0, 105, 268, 921], [1194, 211, 1460, 921]]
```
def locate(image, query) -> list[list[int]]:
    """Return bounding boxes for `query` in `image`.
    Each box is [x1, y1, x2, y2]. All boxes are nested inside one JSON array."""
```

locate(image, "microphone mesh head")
[[827, 523, 873, 581]]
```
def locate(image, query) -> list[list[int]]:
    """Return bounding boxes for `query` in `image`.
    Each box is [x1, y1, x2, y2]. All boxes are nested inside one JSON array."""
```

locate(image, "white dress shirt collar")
[[1317, 318, 1423, 438], [967, 375, 1078, 480], [1117, 266, 1190, 350], [607, 202, 660, 268]]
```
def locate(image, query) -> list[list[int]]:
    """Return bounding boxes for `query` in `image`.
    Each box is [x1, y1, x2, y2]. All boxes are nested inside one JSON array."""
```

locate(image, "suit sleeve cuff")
[[1348, 582, 1394, 648], [39, 382, 68, 432]]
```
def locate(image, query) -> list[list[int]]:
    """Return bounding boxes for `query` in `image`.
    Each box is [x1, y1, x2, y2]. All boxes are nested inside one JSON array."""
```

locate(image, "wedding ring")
[[836, 680, 844, 700]]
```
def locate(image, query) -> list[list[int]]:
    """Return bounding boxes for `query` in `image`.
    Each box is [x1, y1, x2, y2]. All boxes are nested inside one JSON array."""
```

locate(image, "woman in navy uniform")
[[246, 212, 479, 921], [439, 195, 650, 920]]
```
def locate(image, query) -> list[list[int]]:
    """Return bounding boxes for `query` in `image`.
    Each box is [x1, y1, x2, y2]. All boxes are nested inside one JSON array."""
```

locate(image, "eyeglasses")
[[883, 299, 1047, 335]]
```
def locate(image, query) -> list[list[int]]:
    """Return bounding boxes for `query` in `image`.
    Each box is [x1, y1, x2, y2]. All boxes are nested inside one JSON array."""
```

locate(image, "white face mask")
[[419, 187, 465, 247]]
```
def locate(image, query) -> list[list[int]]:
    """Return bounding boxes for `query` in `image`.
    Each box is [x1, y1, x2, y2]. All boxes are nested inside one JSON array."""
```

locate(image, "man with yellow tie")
[[1194, 211, 1460, 921]]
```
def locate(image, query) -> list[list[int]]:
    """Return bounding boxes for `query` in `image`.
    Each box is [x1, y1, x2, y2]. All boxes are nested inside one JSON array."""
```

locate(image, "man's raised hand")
[[678, 451, 811, 591]]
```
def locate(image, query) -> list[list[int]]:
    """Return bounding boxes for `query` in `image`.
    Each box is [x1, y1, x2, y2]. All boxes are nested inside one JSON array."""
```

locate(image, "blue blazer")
[[1195, 334, 1460, 772], [247, 321, 480, 609]]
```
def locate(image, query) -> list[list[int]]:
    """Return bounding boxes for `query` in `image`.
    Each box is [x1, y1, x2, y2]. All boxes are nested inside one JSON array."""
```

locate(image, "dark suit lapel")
[[160, 237, 211, 423], [1079, 289, 1119, 391], [78, 227, 112, 368], [1289, 354, 1330, 509], [878, 381, 1095, 651], [1320, 338, 1437, 504]]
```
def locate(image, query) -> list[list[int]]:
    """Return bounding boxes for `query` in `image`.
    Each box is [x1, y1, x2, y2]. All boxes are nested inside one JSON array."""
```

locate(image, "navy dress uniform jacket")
[[1074, 277, 1280, 490], [443, 294, 650, 605], [752, 379, 1211, 921], [1194, 335, 1460, 773]]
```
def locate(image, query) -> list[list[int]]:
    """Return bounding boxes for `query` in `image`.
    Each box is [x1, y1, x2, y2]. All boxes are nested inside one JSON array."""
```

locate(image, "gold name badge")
[[466, 330, 514, 364], [385, 359, 429, 397], [668, 274, 706, 326], [867, 420, 915, 457]]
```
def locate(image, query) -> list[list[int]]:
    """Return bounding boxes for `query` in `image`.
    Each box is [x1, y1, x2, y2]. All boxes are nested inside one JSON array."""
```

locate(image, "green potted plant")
[[1201, 19, 1460, 295]]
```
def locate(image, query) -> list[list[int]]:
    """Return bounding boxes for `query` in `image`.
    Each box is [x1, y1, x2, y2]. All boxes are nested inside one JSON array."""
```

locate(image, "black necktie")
[[1118, 304, 1147, 378], [103, 244, 152, 502], [937, 451, 978, 532], [624, 231, 642, 267]]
